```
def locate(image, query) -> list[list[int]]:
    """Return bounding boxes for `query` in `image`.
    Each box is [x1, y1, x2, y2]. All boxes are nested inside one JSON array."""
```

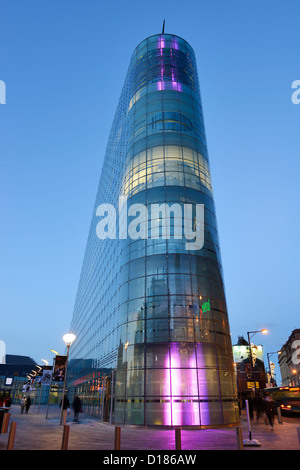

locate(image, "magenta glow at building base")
[[67, 33, 239, 427]]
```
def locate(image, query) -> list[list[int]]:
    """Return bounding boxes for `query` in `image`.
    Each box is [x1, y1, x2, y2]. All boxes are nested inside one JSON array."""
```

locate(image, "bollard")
[[236, 426, 244, 450], [61, 425, 70, 450], [276, 406, 283, 424], [243, 399, 261, 447], [297, 427, 300, 447], [114, 426, 121, 450], [7, 422, 17, 450], [0, 410, 4, 434], [175, 428, 181, 450], [2, 413, 10, 434], [63, 409, 67, 426]]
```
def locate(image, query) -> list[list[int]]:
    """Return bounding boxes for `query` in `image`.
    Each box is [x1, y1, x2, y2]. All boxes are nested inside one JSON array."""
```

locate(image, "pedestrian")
[[254, 392, 263, 421], [5, 394, 11, 408], [59, 394, 70, 411], [263, 393, 275, 428], [25, 396, 31, 414], [20, 396, 27, 414], [59, 394, 70, 424], [72, 396, 82, 422]]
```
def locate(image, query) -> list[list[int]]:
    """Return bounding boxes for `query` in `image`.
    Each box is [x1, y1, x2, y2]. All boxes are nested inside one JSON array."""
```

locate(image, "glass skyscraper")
[[68, 33, 239, 427]]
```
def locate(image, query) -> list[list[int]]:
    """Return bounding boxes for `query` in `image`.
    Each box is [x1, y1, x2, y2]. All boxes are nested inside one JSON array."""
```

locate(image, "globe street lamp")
[[60, 333, 76, 425]]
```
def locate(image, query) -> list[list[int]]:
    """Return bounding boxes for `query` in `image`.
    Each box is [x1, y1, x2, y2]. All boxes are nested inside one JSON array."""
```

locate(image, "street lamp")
[[63, 333, 76, 347], [247, 329, 268, 394], [267, 351, 280, 385], [50, 349, 60, 355], [60, 333, 76, 425]]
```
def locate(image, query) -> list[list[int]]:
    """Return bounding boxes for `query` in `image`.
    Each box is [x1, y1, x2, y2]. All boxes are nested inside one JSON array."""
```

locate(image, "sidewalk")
[[0, 404, 299, 451]]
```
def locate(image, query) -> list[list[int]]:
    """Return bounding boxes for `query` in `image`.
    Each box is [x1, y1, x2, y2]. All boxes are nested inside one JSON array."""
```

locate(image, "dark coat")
[[72, 397, 82, 412], [60, 396, 70, 410]]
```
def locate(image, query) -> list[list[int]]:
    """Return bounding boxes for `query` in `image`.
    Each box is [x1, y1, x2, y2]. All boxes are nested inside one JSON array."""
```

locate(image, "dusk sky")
[[0, 0, 299, 381]]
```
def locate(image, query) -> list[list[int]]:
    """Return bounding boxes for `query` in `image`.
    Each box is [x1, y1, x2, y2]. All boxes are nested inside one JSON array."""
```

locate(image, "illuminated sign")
[[52, 355, 67, 382], [233, 343, 266, 392], [233, 344, 264, 364], [201, 299, 210, 313], [247, 381, 260, 389]]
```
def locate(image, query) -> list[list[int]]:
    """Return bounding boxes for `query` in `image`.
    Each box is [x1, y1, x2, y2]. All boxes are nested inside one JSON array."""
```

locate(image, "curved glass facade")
[[68, 34, 239, 427]]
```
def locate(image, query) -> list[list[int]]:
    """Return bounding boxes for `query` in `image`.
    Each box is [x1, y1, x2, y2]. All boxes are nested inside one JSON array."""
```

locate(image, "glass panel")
[[146, 296, 168, 318], [198, 368, 221, 396], [146, 318, 169, 342], [127, 298, 146, 321], [196, 343, 218, 368], [146, 369, 170, 396], [128, 277, 145, 299], [146, 344, 169, 368], [124, 400, 144, 425], [126, 369, 144, 396], [126, 344, 145, 369], [170, 318, 194, 342], [145, 400, 171, 426]]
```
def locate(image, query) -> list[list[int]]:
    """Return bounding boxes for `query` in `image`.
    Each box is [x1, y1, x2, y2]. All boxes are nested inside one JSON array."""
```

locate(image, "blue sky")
[[0, 0, 299, 382]]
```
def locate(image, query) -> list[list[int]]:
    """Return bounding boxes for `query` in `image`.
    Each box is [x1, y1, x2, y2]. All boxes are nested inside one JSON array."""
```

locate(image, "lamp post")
[[291, 369, 298, 386], [267, 351, 280, 385], [60, 333, 76, 425], [246, 329, 268, 394]]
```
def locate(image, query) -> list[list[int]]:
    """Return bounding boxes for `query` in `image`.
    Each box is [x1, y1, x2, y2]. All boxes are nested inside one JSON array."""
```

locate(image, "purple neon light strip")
[[170, 343, 182, 426], [163, 352, 172, 426], [156, 81, 182, 92], [163, 344, 201, 426], [156, 36, 183, 92], [197, 344, 210, 426], [188, 353, 200, 426]]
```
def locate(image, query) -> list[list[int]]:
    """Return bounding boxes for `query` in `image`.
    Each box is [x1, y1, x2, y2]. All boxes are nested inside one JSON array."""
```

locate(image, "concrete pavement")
[[0, 404, 299, 451]]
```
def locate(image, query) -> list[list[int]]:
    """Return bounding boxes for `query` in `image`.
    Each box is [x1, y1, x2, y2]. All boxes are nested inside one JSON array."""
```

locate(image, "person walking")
[[20, 396, 26, 414], [59, 394, 70, 424], [254, 392, 263, 421], [60, 394, 70, 411], [72, 396, 82, 422], [25, 396, 31, 414], [5, 394, 12, 408], [263, 393, 275, 428]]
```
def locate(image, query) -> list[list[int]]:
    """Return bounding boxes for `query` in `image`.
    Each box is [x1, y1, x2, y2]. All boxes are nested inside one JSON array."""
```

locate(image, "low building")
[[0, 354, 38, 402]]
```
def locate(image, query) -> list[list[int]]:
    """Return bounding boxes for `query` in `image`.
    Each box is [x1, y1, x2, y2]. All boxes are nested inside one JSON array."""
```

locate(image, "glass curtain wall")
[[68, 34, 239, 427]]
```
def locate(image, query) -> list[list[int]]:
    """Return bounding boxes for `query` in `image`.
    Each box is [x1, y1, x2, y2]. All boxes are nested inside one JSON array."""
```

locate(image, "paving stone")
[[0, 405, 299, 451]]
